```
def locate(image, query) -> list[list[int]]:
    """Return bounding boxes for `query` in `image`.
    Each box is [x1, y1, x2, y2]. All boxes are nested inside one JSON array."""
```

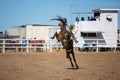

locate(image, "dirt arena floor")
[[0, 51, 120, 80]]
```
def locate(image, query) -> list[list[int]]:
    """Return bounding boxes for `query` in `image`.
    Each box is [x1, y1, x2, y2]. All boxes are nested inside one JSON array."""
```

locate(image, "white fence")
[[0, 39, 63, 53], [76, 39, 120, 52], [0, 39, 120, 53]]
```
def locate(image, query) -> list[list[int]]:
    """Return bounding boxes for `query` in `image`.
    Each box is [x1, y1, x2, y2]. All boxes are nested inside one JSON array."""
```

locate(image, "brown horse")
[[51, 16, 79, 69]]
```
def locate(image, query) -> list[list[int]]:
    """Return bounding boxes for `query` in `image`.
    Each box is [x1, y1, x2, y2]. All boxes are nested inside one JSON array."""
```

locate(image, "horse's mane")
[[51, 16, 67, 26]]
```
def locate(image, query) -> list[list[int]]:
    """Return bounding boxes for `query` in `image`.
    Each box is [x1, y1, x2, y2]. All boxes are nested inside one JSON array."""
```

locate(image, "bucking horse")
[[51, 16, 79, 69]]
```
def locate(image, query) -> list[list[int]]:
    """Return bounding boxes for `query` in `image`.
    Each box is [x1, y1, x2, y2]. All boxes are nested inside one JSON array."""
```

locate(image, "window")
[[81, 32, 97, 37], [106, 15, 112, 22], [94, 12, 100, 17], [94, 12, 100, 21]]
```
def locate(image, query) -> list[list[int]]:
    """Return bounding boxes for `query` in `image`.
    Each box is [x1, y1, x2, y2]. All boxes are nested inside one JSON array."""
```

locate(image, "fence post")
[[96, 40, 99, 52], [49, 40, 53, 52], [26, 40, 29, 52], [2, 40, 5, 53]]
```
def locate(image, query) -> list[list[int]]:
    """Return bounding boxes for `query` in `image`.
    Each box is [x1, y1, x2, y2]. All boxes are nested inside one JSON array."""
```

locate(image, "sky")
[[0, 0, 120, 32]]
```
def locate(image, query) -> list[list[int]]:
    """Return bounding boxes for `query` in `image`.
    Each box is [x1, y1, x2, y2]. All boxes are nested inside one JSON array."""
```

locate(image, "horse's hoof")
[[76, 66, 79, 69], [71, 65, 74, 67]]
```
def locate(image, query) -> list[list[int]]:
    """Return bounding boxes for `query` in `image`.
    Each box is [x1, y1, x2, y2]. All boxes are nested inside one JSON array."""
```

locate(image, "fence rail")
[[0, 39, 120, 53]]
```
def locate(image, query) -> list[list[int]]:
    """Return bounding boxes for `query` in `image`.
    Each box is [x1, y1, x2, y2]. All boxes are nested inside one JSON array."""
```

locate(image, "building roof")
[[93, 8, 120, 12], [14, 24, 57, 28]]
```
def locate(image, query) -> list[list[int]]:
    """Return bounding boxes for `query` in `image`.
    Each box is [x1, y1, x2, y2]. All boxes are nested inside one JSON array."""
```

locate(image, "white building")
[[118, 28, 120, 41], [74, 8, 120, 48], [5, 24, 59, 40]]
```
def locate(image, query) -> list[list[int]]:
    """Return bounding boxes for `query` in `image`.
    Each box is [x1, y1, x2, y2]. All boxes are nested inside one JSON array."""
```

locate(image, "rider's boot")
[[70, 32, 78, 43]]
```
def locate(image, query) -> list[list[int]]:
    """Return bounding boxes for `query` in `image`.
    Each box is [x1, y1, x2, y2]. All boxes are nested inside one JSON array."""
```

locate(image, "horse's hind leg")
[[71, 53, 79, 69], [66, 50, 74, 67], [68, 55, 74, 67]]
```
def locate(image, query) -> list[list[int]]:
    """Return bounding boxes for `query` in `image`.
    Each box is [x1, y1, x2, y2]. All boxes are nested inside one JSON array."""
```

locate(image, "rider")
[[50, 19, 78, 43], [69, 25, 78, 43]]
